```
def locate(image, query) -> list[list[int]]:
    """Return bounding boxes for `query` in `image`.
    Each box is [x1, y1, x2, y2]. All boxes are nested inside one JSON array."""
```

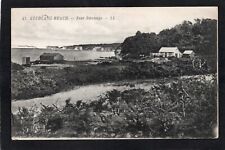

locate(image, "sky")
[[11, 7, 218, 48]]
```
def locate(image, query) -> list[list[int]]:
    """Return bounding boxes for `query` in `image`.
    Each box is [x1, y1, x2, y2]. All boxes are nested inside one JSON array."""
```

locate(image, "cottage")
[[40, 53, 64, 63], [159, 47, 182, 58], [182, 50, 195, 58]]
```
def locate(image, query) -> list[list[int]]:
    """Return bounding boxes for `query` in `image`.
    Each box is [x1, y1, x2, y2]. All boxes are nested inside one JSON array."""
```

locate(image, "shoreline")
[[11, 74, 215, 114], [12, 73, 215, 102]]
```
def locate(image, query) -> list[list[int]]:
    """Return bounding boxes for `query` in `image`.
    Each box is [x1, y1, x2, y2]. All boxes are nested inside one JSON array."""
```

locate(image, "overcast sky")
[[11, 7, 217, 48]]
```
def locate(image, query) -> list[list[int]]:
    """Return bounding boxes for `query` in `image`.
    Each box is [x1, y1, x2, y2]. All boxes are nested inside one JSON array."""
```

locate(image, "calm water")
[[11, 48, 115, 64], [11, 81, 154, 114], [11, 74, 214, 114]]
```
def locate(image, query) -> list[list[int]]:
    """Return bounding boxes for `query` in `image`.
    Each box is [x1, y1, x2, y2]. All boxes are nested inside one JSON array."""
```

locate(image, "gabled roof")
[[40, 53, 63, 57], [183, 50, 194, 54], [159, 47, 181, 53]]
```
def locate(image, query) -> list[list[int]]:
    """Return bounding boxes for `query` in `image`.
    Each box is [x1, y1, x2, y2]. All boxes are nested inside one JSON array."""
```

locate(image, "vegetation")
[[121, 19, 217, 60], [11, 62, 24, 71], [11, 63, 123, 100], [12, 75, 217, 138], [11, 59, 209, 100], [121, 32, 160, 58]]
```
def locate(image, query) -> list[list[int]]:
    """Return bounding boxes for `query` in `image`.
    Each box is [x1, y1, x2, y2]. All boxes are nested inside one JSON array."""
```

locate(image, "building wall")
[[182, 52, 195, 58], [54, 55, 64, 61], [160, 52, 181, 58], [40, 55, 63, 61]]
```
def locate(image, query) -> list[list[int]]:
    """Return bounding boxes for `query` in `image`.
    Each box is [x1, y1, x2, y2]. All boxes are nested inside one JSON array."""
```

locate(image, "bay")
[[11, 48, 115, 64]]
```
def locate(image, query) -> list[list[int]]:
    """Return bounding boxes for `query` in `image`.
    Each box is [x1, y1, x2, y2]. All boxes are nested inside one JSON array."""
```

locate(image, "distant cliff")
[[62, 43, 121, 51], [12, 45, 37, 49]]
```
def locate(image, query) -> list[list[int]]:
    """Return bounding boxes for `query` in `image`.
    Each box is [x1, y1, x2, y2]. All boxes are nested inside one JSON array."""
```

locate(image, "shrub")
[[12, 75, 217, 138], [11, 60, 211, 100]]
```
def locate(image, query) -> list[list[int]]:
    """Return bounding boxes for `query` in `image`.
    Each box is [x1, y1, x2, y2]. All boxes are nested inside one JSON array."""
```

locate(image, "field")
[[12, 74, 217, 138]]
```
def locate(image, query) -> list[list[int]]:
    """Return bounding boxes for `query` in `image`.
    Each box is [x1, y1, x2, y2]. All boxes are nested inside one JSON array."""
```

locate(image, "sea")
[[11, 48, 115, 64]]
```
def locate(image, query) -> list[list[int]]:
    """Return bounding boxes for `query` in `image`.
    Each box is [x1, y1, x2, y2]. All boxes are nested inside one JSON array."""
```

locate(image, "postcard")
[[11, 7, 218, 139]]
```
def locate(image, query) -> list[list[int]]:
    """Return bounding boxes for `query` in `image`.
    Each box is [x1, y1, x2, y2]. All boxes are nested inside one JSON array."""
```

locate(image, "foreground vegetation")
[[12, 74, 217, 138], [11, 58, 210, 100]]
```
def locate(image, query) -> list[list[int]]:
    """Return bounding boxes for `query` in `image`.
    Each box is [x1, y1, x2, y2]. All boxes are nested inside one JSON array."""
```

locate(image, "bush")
[[11, 59, 211, 100], [11, 62, 24, 71], [12, 74, 217, 138], [46, 115, 63, 132]]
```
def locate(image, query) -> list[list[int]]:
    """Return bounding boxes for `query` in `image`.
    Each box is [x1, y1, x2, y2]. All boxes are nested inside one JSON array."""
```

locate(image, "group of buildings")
[[46, 45, 114, 52], [46, 46, 83, 51], [115, 47, 195, 60], [22, 47, 195, 66], [152, 47, 195, 58], [47, 46, 84, 51]]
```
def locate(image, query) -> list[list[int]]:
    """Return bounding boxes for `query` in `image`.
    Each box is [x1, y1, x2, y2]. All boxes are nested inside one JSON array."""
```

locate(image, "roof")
[[159, 47, 181, 53], [40, 53, 63, 57], [183, 50, 194, 54]]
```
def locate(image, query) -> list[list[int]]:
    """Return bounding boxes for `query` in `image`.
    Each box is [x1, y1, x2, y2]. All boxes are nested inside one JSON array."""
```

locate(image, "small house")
[[182, 50, 195, 58], [159, 47, 182, 58], [40, 53, 64, 63]]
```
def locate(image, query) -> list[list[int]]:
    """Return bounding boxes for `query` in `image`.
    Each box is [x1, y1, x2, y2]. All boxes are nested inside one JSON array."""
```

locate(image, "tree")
[[121, 31, 160, 58], [120, 18, 217, 59]]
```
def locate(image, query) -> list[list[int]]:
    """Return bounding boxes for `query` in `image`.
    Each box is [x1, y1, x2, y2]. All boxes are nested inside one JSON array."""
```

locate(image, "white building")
[[182, 50, 195, 58], [159, 47, 182, 58]]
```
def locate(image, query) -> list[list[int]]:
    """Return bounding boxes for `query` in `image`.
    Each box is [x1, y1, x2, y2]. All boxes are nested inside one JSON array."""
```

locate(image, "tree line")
[[120, 18, 217, 58]]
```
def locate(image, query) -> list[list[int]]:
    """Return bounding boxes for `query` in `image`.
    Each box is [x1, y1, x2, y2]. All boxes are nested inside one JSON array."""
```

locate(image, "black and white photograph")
[[11, 7, 218, 139]]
